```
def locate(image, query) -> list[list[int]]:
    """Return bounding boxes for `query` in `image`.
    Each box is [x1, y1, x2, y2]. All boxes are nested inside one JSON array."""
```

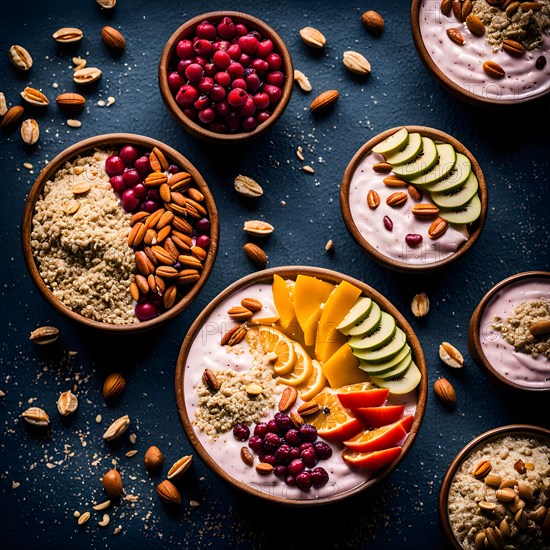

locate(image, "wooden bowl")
[[340, 125, 487, 273], [175, 265, 428, 506], [439, 424, 550, 549], [21, 133, 219, 334], [158, 11, 293, 144], [410, 0, 550, 108], [468, 271, 550, 393]]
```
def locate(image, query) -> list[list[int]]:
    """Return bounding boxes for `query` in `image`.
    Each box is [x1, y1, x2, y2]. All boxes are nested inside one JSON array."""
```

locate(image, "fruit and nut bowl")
[[158, 11, 293, 143], [341, 126, 487, 273], [22, 133, 218, 333], [175, 266, 427, 505]]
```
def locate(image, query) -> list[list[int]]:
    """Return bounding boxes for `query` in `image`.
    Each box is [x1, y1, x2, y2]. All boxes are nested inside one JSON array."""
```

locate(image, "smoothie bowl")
[[175, 266, 427, 505], [22, 133, 219, 334], [411, 0, 550, 107], [439, 424, 550, 549], [468, 271, 550, 392], [340, 126, 487, 273]]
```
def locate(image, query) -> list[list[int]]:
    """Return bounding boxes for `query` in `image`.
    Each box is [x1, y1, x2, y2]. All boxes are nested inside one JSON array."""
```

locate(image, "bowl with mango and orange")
[[175, 266, 427, 505]]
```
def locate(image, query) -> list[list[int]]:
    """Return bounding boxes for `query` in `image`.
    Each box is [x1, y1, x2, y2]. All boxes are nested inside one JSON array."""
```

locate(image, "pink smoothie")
[[419, 0, 550, 102], [348, 150, 469, 266], [182, 280, 418, 501], [479, 277, 550, 390]]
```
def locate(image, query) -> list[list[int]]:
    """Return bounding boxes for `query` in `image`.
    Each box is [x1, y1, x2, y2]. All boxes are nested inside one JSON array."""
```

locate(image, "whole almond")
[[102, 469, 123, 500], [290, 411, 304, 427], [243, 243, 267, 268], [9, 45, 32, 70], [411, 292, 430, 318], [234, 175, 263, 197], [408, 184, 423, 201], [386, 191, 408, 207], [56, 390, 78, 416], [29, 325, 59, 345], [529, 320, 550, 336], [243, 220, 274, 237], [299, 27, 326, 48], [241, 447, 254, 466], [294, 69, 312, 92], [502, 39, 526, 57], [466, 14, 485, 36], [343, 51, 371, 75], [221, 324, 247, 346], [20, 87, 49, 107], [383, 175, 407, 187], [483, 61, 505, 79], [202, 368, 220, 391], [411, 203, 439, 217], [309, 89, 339, 113], [101, 26, 126, 53], [361, 10, 384, 35], [144, 446, 164, 472], [56, 92, 86, 110], [157, 480, 181, 505], [441, 0, 453, 15], [278, 386, 298, 412], [428, 217, 449, 239], [21, 118, 39, 145], [73, 67, 102, 85], [433, 377, 456, 406], [447, 28, 465, 46], [439, 342, 464, 368], [241, 297, 262, 312], [1, 105, 24, 130], [367, 189, 380, 209], [52, 27, 83, 44], [372, 162, 392, 173], [102, 372, 126, 401], [505, 1, 521, 17]]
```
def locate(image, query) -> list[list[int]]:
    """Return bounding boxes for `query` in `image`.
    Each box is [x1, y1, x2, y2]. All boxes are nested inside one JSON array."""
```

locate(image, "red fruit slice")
[[336, 387, 390, 409], [352, 404, 405, 428], [341, 446, 402, 470], [400, 414, 414, 433], [343, 421, 407, 453]]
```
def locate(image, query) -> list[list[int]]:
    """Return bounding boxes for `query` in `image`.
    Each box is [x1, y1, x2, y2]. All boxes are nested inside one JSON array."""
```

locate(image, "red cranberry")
[[273, 465, 288, 478], [301, 447, 318, 468], [135, 301, 159, 321], [122, 168, 142, 187], [210, 84, 226, 101], [254, 422, 269, 437], [196, 234, 211, 249], [198, 108, 216, 125], [311, 467, 329, 488], [141, 199, 161, 213], [105, 155, 126, 177], [267, 419, 280, 433], [167, 165, 179, 174], [233, 422, 250, 441], [134, 155, 151, 175], [238, 35, 259, 55], [109, 175, 125, 194], [213, 40, 230, 52], [217, 17, 235, 39], [266, 71, 284, 87], [263, 84, 282, 103], [257, 110, 271, 124], [198, 76, 215, 94], [288, 459, 305, 475], [238, 53, 252, 68], [253, 92, 270, 110], [177, 58, 192, 76], [196, 20, 217, 41], [227, 61, 245, 79], [245, 73, 262, 93], [213, 100, 230, 116], [234, 23, 248, 37], [228, 88, 248, 107], [295, 471, 312, 490], [213, 49, 231, 70], [260, 454, 276, 466], [238, 97, 256, 118], [256, 39, 274, 58], [274, 412, 293, 432], [168, 71, 185, 93], [227, 43, 242, 60], [224, 111, 240, 132], [285, 474, 296, 486], [203, 63, 216, 77], [121, 188, 140, 211], [231, 78, 247, 90], [275, 444, 291, 463], [193, 38, 211, 57], [196, 217, 210, 232], [175, 84, 199, 106], [251, 58, 269, 74], [183, 106, 198, 120], [185, 63, 204, 83], [241, 117, 257, 131], [176, 39, 194, 59], [314, 441, 332, 460], [285, 429, 301, 446], [299, 424, 317, 442], [214, 71, 231, 88], [194, 95, 211, 111], [133, 183, 147, 200], [266, 53, 282, 71], [248, 435, 264, 452], [289, 447, 301, 460], [193, 55, 208, 67], [146, 188, 160, 201], [383, 215, 393, 231]]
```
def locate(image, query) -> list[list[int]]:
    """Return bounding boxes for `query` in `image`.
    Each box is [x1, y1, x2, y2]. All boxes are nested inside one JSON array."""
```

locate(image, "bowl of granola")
[[175, 265, 428, 505], [468, 271, 550, 392], [411, 0, 550, 107], [22, 133, 219, 334], [439, 424, 550, 549]]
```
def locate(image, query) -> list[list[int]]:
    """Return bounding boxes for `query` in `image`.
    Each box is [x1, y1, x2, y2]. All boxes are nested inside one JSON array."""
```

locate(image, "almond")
[[221, 324, 247, 346], [167, 455, 193, 480], [383, 175, 407, 187], [309, 89, 339, 113], [102, 469, 123, 500], [156, 480, 181, 505], [372, 161, 392, 173], [440, 0, 453, 15], [439, 342, 464, 369], [502, 39, 526, 57], [299, 27, 326, 48], [505, 1, 521, 17], [428, 217, 449, 239], [144, 446, 164, 472], [202, 368, 220, 391], [529, 320, 550, 336], [56, 92, 86, 110], [386, 191, 408, 207], [483, 60, 505, 79], [433, 377, 456, 406], [411, 203, 439, 217], [240, 447, 254, 466], [278, 386, 298, 412], [0, 105, 24, 130], [472, 460, 492, 479], [20, 87, 49, 106], [102, 373, 126, 401], [367, 189, 380, 209], [52, 27, 83, 44], [466, 14, 485, 36], [243, 242, 267, 268], [361, 10, 384, 35], [447, 28, 465, 46], [241, 297, 262, 312], [407, 184, 423, 201], [101, 26, 126, 53]]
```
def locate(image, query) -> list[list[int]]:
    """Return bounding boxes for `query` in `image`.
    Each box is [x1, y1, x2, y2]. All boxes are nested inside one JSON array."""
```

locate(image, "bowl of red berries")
[[158, 11, 293, 143], [22, 133, 219, 334]]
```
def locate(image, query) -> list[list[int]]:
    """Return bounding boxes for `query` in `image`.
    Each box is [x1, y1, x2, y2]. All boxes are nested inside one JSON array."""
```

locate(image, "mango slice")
[[320, 342, 371, 388]]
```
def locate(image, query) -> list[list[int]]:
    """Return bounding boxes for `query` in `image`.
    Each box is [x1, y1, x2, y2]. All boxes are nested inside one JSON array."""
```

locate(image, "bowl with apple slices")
[[340, 125, 487, 273], [175, 265, 427, 505]]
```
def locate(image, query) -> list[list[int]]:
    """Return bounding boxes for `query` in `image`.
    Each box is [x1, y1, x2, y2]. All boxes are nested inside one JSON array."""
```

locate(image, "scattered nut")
[[411, 292, 429, 318], [294, 69, 312, 92], [9, 45, 33, 70], [102, 373, 126, 401], [29, 326, 59, 345], [103, 415, 130, 441], [361, 10, 384, 35], [101, 26, 126, 53], [144, 446, 164, 472], [439, 342, 464, 369], [433, 377, 456, 406], [20, 118, 39, 145], [278, 386, 298, 412], [167, 455, 192, 481], [243, 242, 267, 268], [243, 220, 274, 237], [309, 89, 339, 113], [56, 390, 78, 416], [21, 406, 50, 427], [234, 175, 263, 197], [299, 27, 326, 48], [102, 469, 123, 500], [157, 480, 181, 505]]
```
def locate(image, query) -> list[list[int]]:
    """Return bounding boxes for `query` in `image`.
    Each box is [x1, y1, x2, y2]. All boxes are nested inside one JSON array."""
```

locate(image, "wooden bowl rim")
[[409, 0, 550, 107], [21, 132, 219, 334], [438, 423, 550, 549], [467, 270, 550, 393], [174, 265, 428, 506], [158, 10, 294, 144], [340, 125, 488, 273]]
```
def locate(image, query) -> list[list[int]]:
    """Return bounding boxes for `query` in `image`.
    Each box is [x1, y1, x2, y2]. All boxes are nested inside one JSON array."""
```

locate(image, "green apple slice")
[[385, 133, 423, 166], [431, 172, 479, 209], [348, 312, 396, 351], [391, 137, 438, 180], [439, 193, 481, 224], [346, 301, 381, 336], [408, 143, 456, 186], [371, 361, 421, 395], [337, 297, 373, 334], [352, 327, 406, 363], [378, 354, 413, 380], [423, 153, 471, 193], [372, 127, 409, 156], [358, 345, 411, 375]]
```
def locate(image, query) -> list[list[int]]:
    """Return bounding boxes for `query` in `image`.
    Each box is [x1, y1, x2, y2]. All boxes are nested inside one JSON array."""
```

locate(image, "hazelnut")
[[144, 445, 164, 472]]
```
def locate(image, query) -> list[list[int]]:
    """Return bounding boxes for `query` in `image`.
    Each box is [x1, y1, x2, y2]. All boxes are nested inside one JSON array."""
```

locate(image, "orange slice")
[[246, 325, 296, 375], [343, 420, 407, 453], [277, 342, 313, 385], [306, 389, 364, 442], [295, 359, 328, 402]]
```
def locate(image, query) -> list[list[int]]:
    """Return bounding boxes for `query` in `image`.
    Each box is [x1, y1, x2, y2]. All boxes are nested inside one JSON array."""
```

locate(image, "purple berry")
[[289, 447, 300, 460], [285, 474, 296, 486], [263, 432, 281, 452], [295, 471, 312, 490], [105, 155, 126, 177], [267, 419, 280, 434], [259, 453, 276, 466], [134, 301, 159, 321], [121, 188, 140, 212], [119, 145, 140, 166], [253, 422, 269, 437], [301, 447, 318, 468], [311, 466, 329, 488], [299, 424, 318, 442], [233, 422, 250, 442], [275, 444, 291, 464], [248, 435, 263, 452], [285, 429, 301, 446], [314, 441, 333, 460], [273, 465, 287, 478], [274, 412, 292, 432], [288, 459, 305, 476]]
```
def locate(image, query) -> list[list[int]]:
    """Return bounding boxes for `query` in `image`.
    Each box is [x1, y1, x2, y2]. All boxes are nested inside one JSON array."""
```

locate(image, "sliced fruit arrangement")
[[373, 127, 482, 225]]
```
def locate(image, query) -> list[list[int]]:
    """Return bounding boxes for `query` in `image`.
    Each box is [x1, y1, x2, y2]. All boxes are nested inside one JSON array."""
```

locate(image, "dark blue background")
[[1, 1, 548, 548]]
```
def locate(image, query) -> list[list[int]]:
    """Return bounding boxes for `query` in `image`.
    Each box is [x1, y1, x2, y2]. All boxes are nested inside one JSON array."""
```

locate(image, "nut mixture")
[[31, 148, 136, 324], [448, 434, 550, 549], [492, 299, 550, 359]]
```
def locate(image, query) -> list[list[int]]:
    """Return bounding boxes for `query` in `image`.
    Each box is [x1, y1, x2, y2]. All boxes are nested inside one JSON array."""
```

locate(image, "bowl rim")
[[467, 270, 550, 393], [409, 0, 550, 107], [438, 423, 550, 549], [21, 132, 219, 334], [174, 264, 428, 506], [158, 10, 294, 144], [340, 125, 488, 273]]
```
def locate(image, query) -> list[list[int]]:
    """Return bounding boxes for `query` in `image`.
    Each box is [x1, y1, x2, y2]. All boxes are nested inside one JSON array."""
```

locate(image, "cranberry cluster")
[[233, 412, 331, 490], [168, 17, 285, 134]]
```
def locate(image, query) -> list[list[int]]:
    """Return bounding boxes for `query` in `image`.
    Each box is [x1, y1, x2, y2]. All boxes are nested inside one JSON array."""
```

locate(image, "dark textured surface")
[[0, 1, 548, 548]]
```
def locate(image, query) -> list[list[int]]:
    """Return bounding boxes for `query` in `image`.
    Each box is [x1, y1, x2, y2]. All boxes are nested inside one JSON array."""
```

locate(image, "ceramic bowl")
[[158, 11, 293, 144], [439, 424, 550, 549], [175, 265, 428, 506], [21, 133, 219, 334], [410, 0, 550, 107], [468, 270, 550, 393], [340, 125, 487, 273]]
